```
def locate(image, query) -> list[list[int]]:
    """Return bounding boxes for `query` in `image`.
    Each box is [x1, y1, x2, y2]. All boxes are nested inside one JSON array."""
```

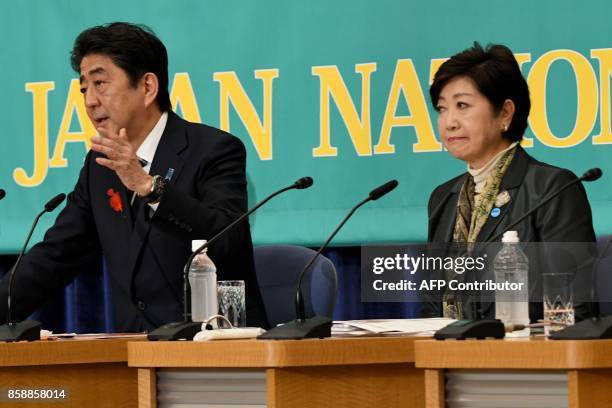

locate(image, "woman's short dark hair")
[[70, 22, 171, 112], [429, 42, 530, 142]]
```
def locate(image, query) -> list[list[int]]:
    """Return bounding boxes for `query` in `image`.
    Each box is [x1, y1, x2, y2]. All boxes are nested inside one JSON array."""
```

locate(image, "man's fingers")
[[92, 135, 121, 150], [92, 130, 133, 160], [118, 128, 128, 141], [91, 144, 110, 157], [95, 157, 116, 170], [95, 153, 142, 172]]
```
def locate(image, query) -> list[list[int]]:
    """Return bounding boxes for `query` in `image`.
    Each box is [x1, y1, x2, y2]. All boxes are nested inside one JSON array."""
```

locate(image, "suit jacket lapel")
[[120, 184, 136, 227], [148, 111, 187, 183], [95, 158, 135, 232], [125, 112, 188, 279], [477, 145, 529, 242], [429, 175, 466, 243]]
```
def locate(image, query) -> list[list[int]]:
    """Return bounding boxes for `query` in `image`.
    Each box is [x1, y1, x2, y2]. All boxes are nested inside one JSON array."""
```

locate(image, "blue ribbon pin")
[[165, 168, 175, 181]]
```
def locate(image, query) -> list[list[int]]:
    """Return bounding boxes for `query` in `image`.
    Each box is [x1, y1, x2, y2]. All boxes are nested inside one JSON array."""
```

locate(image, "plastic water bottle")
[[188, 240, 217, 322], [494, 231, 530, 337]]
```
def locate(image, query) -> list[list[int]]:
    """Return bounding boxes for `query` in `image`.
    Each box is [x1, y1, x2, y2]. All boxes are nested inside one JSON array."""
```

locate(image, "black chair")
[[254, 245, 338, 327]]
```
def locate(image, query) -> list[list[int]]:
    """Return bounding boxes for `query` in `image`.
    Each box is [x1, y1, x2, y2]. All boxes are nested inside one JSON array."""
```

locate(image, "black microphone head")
[[581, 168, 602, 182], [369, 179, 399, 201], [294, 176, 314, 189], [44, 193, 66, 212], [0, 189, 5, 201]]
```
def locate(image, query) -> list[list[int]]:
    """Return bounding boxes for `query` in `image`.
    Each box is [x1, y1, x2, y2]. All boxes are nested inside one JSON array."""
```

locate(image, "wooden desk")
[[415, 338, 612, 408], [0, 338, 138, 407], [129, 337, 426, 408]]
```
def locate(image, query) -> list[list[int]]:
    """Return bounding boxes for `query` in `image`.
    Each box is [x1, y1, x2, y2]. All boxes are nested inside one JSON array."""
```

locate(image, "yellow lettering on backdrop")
[[311, 63, 376, 157], [590, 48, 612, 144], [170, 72, 202, 123], [375, 59, 440, 154], [527, 50, 598, 148], [512, 53, 535, 148], [428, 58, 448, 84], [213, 69, 278, 160], [14, 82, 55, 187], [49, 79, 96, 167], [514, 53, 533, 70]]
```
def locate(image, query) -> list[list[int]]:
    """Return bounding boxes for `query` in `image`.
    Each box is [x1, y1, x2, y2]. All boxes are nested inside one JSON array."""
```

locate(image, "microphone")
[[148, 177, 314, 341], [44, 194, 66, 212], [486, 168, 602, 243], [259, 179, 399, 340], [294, 176, 314, 189], [0, 189, 5, 201], [0, 193, 66, 342], [369, 180, 398, 200], [580, 168, 602, 182]]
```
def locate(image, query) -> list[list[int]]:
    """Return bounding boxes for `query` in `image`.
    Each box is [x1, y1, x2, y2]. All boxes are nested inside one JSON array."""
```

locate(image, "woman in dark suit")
[[425, 43, 597, 321]]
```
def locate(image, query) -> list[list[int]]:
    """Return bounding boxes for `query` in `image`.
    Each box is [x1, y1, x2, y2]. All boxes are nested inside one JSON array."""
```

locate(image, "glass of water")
[[217, 280, 246, 328], [543, 272, 575, 336]]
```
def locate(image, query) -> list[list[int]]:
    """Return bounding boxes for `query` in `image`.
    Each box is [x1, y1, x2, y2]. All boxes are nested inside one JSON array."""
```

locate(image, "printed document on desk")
[[332, 318, 456, 337]]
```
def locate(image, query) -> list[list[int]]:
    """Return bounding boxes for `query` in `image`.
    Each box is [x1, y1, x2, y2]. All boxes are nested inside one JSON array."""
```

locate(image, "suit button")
[[186, 226, 193, 232], [136, 300, 146, 311]]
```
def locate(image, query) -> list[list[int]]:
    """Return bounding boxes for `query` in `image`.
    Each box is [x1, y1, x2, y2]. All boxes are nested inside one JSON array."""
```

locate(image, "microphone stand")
[[486, 168, 602, 244], [0, 193, 66, 342], [260, 180, 398, 340], [148, 177, 313, 341]]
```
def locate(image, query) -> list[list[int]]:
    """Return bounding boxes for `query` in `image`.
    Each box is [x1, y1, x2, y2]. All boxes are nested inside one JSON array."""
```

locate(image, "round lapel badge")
[[491, 207, 501, 218]]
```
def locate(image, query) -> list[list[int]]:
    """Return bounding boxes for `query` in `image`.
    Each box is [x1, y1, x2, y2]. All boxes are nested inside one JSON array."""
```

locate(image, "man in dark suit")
[[0, 22, 268, 332]]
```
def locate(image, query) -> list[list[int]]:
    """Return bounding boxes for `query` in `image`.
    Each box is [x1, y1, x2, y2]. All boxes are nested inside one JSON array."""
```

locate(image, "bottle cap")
[[502, 231, 519, 243], [192, 239, 208, 252]]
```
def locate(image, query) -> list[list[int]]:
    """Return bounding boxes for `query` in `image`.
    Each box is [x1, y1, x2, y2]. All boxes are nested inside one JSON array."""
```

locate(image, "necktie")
[[130, 158, 149, 228]]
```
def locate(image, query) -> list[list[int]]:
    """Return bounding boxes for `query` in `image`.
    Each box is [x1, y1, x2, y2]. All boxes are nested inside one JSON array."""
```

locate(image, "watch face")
[[155, 176, 167, 194], [148, 177, 156, 194], [152, 176, 161, 192], [143, 175, 166, 204]]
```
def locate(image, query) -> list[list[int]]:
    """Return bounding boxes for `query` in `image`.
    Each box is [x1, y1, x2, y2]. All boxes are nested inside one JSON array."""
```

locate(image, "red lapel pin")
[[106, 188, 123, 213]]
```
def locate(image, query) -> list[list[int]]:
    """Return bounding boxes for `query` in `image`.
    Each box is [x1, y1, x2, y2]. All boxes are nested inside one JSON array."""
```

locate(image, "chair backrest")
[[254, 245, 338, 327]]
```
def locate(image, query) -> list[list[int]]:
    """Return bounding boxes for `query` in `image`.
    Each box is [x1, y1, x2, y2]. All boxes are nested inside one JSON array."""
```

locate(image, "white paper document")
[[332, 318, 456, 337]]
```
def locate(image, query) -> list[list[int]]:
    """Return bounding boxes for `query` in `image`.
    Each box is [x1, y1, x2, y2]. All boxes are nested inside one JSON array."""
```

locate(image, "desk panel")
[[0, 338, 139, 407], [415, 338, 612, 408], [129, 337, 425, 408]]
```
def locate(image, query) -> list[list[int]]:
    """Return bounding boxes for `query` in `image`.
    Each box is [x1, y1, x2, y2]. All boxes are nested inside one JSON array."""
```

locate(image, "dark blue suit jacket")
[[0, 112, 268, 331]]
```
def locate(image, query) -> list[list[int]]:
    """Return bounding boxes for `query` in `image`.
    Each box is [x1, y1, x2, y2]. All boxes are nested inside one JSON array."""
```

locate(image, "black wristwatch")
[[141, 175, 167, 204]]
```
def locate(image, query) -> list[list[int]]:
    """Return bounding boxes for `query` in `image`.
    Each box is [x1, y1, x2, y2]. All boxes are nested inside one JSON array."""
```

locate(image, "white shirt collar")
[[136, 112, 168, 171]]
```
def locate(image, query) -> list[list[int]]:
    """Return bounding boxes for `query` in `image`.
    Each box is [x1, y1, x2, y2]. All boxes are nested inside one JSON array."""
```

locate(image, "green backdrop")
[[1, 0, 610, 253]]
